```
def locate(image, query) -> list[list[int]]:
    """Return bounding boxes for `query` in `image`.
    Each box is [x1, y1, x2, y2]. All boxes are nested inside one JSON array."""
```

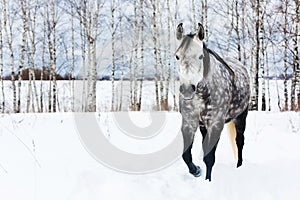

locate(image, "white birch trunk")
[[79, 1, 87, 112], [133, 0, 139, 110], [226, 0, 234, 55], [138, 0, 145, 111], [241, 0, 247, 66], [235, 0, 242, 61], [51, 0, 57, 112], [164, 0, 171, 109], [157, 2, 165, 110], [111, 0, 116, 111], [291, 0, 299, 111], [86, 2, 93, 112], [41, 0, 47, 112], [173, 0, 179, 111], [259, 0, 266, 111], [119, 14, 125, 111], [29, 1, 40, 113], [19, 0, 28, 113], [3, 0, 17, 113], [71, 3, 75, 112], [293, 0, 300, 110], [0, 10, 5, 113], [152, 0, 160, 111], [266, 50, 271, 111], [250, 0, 259, 111], [202, 0, 208, 43], [192, 0, 196, 30], [85, 0, 100, 112], [46, 0, 53, 112], [283, 0, 289, 111], [129, 48, 133, 107]]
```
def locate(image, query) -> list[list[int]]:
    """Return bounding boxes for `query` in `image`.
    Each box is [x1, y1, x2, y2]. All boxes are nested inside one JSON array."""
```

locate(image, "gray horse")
[[175, 23, 250, 181]]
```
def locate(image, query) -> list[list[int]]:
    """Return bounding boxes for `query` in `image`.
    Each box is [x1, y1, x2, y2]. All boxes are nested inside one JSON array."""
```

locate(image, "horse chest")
[[197, 83, 233, 125]]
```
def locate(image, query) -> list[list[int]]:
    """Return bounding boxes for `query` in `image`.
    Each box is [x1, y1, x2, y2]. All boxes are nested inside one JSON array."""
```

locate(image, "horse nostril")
[[175, 55, 180, 60], [179, 85, 183, 93], [191, 84, 196, 92]]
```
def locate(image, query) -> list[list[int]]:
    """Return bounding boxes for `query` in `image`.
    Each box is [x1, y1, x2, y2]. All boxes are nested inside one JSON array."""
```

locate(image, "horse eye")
[[199, 55, 204, 60], [175, 55, 180, 60]]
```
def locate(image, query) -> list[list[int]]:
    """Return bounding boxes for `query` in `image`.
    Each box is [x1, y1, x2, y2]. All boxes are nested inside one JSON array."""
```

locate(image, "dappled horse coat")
[[175, 23, 250, 181]]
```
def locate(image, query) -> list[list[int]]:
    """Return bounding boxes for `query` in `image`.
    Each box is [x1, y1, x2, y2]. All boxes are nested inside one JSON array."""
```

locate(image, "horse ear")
[[197, 23, 205, 41], [176, 23, 184, 40]]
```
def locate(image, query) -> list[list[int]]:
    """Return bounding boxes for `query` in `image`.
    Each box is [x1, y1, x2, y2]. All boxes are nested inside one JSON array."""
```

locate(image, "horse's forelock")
[[178, 36, 194, 53]]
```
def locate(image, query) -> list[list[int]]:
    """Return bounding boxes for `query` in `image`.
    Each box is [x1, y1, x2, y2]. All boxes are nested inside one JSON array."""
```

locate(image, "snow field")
[[0, 111, 299, 200]]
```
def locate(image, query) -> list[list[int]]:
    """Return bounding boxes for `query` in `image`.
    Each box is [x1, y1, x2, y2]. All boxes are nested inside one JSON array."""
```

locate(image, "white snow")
[[0, 111, 300, 200]]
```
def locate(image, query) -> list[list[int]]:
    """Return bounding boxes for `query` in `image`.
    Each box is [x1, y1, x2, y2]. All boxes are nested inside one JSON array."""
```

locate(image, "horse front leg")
[[201, 120, 224, 181], [181, 118, 201, 177]]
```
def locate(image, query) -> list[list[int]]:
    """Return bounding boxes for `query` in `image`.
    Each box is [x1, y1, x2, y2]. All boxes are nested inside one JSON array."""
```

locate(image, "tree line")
[[0, 0, 299, 113]]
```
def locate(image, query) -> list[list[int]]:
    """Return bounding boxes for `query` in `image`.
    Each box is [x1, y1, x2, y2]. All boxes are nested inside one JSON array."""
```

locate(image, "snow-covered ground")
[[0, 111, 300, 200]]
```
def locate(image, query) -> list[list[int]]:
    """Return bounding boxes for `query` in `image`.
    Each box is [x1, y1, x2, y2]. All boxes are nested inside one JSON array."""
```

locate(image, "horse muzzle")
[[179, 83, 196, 100]]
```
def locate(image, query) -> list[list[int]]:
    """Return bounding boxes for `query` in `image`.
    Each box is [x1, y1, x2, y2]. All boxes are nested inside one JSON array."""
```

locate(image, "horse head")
[[175, 23, 210, 100]]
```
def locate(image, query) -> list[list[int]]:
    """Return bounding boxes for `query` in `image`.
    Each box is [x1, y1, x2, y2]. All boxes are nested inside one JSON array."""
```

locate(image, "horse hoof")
[[237, 160, 243, 168], [190, 166, 201, 177]]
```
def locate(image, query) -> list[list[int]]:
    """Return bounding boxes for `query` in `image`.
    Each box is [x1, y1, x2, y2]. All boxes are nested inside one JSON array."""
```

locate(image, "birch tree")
[[259, 0, 266, 111], [173, 0, 179, 111], [234, 0, 242, 61], [111, 0, 116, 111], [138, 0, 145, 111], [29, 0, 40, 113], [241, 0, 247, 66], [151, 0, 160, 110], [19, 0, 28, 113], [40, 0, 47, 112], [77, 0, 87, 111], [249, 0, 259, 111], [283, 0, 289, 111], [226, 0, 234, 55], [293, 0, 300, 111], [0, 6, 4, 113], [50, 0, 57, 112], [157, 1, 165, 110], [45, 0, 57, 112], [164, 0, 172, 110], [118, 13, 125, 111], [131, 0, 140, 111], [2, 0, 17, 113], [71, 2, 75, 112], [202, 0, 208, 43], [83, 0, 102, 112], [191, 0, 196, 30], [291, 0, 299, 111]]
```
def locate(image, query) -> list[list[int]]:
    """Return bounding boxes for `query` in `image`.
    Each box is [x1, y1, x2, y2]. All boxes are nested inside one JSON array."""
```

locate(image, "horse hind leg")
[[234, 108, 248, 168]]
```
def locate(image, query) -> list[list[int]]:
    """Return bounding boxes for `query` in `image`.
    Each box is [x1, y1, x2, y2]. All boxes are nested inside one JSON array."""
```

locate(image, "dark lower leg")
[[182, 138, 201, 177], [182, 143, 201, 177], [236, 131, 244, 167], [182, 143, 197, 173], [203, 145, 217, 181], [235, 109, 247, 167]]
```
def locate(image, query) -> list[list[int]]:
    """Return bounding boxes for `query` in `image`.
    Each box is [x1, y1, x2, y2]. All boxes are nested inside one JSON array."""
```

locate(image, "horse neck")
[[202, 46, 218, 83]]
